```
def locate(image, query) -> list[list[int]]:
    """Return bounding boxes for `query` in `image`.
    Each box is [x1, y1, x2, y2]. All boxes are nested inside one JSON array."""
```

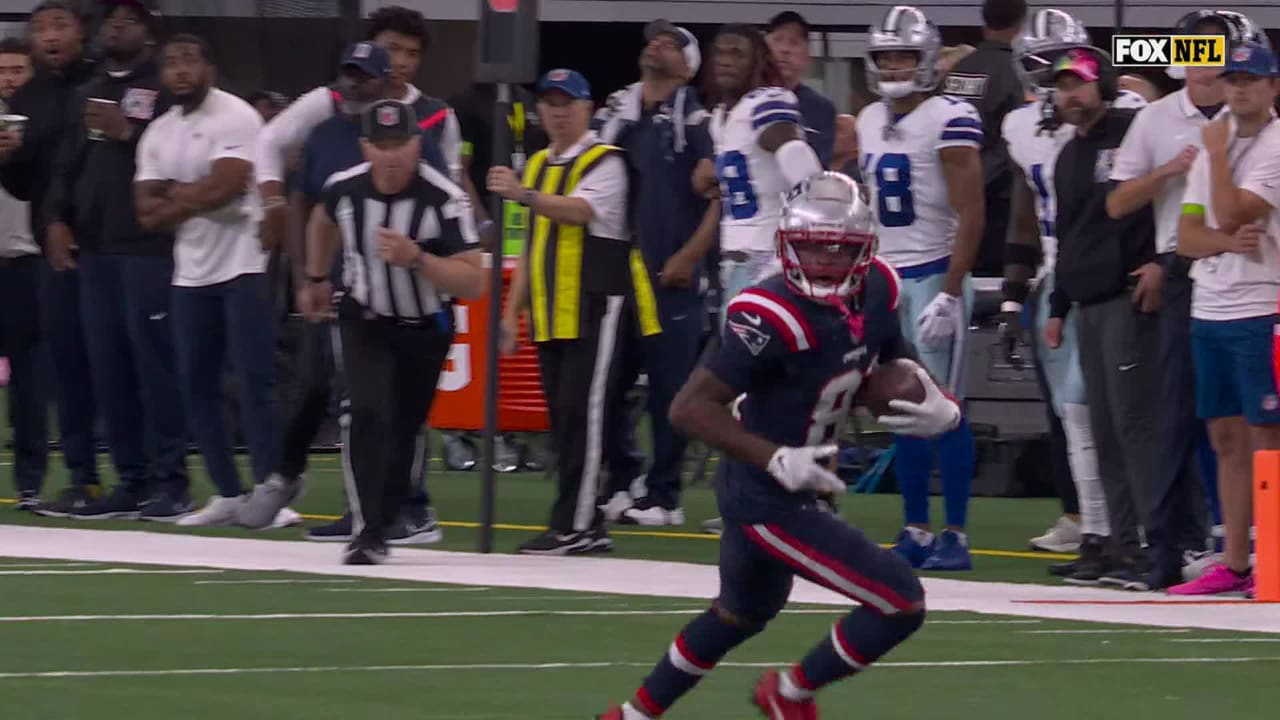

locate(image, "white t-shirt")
[[1111, 88, 1226, 254], [254, 84, 463, 185], [135, 88, 268, 287], [543, 132, 628, 241], [1181, 117, 1280, 321], [0, 185, 36, 258]]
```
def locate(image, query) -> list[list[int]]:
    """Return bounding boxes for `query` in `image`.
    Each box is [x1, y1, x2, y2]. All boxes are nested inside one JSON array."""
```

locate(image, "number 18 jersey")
[[711, 87, 799, 255], [857, 96, 983, 269]]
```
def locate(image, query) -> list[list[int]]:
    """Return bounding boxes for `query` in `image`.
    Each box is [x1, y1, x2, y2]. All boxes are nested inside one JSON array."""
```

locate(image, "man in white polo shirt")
[[1105, 11, 1250, 589], [134, 34, 277, 526], [1173, 41, 1280, 597]]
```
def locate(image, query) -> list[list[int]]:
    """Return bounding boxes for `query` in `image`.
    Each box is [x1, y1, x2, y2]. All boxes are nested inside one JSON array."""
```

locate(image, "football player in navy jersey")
[[597, 173, 960, 720]]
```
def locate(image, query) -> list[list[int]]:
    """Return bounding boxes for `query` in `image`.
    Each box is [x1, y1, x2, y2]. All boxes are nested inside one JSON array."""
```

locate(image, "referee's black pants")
[[338, 300, 452, 545], [538, 294, 628, 532]]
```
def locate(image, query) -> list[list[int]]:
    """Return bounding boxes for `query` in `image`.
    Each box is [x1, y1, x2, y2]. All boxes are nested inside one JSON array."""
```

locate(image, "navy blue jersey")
[[706, 260, 909, 522]]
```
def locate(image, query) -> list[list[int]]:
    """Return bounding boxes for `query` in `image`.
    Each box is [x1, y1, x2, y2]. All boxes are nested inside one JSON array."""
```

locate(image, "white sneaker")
[[177, 496, 244, 527], [271, 506, 303, 528], [1029, 516, 1082, 553], [601, 491, 633, 522], [619, 505, 686, 527]]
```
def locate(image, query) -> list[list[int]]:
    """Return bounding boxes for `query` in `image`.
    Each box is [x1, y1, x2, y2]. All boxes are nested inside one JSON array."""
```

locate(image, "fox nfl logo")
[[1111, 35, 1225, 67]]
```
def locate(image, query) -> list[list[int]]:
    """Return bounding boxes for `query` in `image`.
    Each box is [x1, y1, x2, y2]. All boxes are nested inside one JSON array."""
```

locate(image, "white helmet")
[[866, 6, 943, 99], [777, 172, 877, 302], [1014, 9, 1092, 92]]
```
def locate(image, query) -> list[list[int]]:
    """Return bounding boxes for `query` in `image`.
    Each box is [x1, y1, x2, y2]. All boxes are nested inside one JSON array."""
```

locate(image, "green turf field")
[[1, 557, 1277, 719], [5, 453, 1279, 718]]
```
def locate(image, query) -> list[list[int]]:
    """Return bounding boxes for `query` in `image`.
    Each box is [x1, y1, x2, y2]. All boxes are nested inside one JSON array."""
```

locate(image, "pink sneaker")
[[1167, 563, 1252, 596]]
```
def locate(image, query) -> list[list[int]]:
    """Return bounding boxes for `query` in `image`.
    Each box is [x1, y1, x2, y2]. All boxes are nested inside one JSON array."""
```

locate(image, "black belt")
[[1158, 251, 1194, 280], [339, 296, 444, 330]]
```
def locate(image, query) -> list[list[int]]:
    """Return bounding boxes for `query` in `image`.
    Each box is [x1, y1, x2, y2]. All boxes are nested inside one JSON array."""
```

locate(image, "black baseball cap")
[[766, 10, 810, 34], [341, 41, 391, 79], [362, 100, 419, 143]]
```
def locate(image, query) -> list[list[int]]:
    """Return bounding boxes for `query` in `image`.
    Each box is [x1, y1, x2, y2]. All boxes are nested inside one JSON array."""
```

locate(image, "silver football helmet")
[[1014, 9, 1093, 91], [777, 172, 877, 302], [865, 6, 943, 99]]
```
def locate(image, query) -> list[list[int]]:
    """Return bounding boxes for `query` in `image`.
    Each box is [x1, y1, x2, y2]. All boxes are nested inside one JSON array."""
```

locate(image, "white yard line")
[[0, 656, 1277, 681], [0, 563, 100, 569], [0, 568, 223, 576], [1020, 629, 1191, 635], [1167, 638, 1280, 643], [1, 526, 1276, 633], [195, 580, 359, 585], [322, 587, 494, 593]]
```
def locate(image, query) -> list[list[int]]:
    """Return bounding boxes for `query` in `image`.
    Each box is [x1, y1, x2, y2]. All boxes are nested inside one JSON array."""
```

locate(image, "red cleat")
[[596, 706, 625, 720], [752, 670, 818, 719]]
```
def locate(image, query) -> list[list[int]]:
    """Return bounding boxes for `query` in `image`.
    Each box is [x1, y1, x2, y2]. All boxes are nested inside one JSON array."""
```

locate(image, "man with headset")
[[1048, 45, 1160, 589]]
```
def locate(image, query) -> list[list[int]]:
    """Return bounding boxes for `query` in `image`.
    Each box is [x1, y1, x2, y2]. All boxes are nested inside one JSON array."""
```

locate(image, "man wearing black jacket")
[[0, 0, 101, 516], [46, 0, 190, 520], [1045, 47, 1161, 588]]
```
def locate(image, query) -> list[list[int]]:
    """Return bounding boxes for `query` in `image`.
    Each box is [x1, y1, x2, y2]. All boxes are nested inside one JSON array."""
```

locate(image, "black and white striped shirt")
[[321, 161, 478, 321]]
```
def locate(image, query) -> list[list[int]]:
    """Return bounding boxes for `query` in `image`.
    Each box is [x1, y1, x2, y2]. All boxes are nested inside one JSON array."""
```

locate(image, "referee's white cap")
[[644, 19, 701, 78]]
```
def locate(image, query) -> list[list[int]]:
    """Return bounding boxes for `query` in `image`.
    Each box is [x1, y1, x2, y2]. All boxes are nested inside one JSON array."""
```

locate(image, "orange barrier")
[[427, 261, 549, 432], [1255, 450, 1280, 601]]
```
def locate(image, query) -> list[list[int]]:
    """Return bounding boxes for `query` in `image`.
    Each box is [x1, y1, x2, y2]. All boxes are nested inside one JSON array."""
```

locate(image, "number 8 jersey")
[[856, 96, 983, 269], [711, 87, 800, 254]]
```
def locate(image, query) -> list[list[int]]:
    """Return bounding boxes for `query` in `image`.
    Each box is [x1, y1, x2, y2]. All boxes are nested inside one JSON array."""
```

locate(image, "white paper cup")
[[86, 99, 117, 141], [0, 113, 27, 133]]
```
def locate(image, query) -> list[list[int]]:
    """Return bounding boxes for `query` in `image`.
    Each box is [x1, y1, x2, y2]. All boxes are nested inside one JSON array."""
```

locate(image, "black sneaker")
[[342, 538, 388, 565], [517, 529, 596, 556], [1141, 565, 1184, 592], [70, 485, 144, 520], [388, 506, 443, 545], [1048, 558, 1079, 577], [586, 524, 613, 553], [139, 490, 196, 522], [1100, 556, 1151, 591], [1064, 534, 1109, 586], [14, 491, 39, 512], [306, 513, 353, 542], [33, 485, 102, 518]]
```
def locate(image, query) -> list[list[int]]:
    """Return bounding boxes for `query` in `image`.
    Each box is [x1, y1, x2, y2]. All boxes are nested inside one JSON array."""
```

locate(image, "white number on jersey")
[[805, 368, 864, 445]]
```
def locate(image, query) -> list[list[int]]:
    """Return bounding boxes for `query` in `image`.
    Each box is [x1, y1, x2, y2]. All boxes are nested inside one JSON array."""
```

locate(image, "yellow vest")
[[521, 141, 661, 343]]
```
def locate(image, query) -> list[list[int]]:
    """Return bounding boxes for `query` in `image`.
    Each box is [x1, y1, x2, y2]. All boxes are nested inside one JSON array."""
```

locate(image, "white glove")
[[767, 445, 846, 495], [916, 292, 962, 351], [875, 359, 962, 438]]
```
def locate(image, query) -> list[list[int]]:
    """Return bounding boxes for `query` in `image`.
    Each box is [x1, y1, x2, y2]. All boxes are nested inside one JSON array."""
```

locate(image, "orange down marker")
[[1254, 450, 1280, 601]]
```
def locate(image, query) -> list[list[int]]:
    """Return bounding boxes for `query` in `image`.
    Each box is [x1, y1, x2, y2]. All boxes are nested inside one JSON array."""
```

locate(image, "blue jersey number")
[[873, 153, 915, 227], [716, 151, 759, 220], [1029, 163, 1053, 237]]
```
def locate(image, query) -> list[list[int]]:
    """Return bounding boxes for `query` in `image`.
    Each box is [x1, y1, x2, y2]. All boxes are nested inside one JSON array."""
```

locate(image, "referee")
[[302, 99, 485, 564], [491, 69, 641, 556]]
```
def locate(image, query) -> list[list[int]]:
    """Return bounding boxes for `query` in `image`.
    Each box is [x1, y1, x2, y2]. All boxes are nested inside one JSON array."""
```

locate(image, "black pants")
[[539, 294, 627, 532], [1148, 262, 1209, 572], [41, 264, 99, 487], [339, 301, 451, 544], [1076, 296, 1161, 557], [79, 253, 188, 496], [0, 255, 48, 495]]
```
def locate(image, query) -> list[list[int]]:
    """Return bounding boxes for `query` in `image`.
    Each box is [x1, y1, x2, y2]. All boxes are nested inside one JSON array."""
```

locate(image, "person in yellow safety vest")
[[489, 68, 661, 556]]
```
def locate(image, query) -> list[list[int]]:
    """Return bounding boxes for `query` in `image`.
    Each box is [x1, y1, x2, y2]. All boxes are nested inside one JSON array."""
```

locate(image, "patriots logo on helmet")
[[1233, 46, 1253, 63], [377, 106, 399, 126]]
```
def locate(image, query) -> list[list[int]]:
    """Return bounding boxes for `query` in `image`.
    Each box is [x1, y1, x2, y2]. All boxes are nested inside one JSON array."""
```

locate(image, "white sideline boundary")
[[1, 526, 1277, 634], [1, 656, 1278, 681]]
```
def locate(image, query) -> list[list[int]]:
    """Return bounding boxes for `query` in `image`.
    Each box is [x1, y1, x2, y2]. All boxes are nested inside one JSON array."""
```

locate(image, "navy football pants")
[[720, 508, 924, 621]]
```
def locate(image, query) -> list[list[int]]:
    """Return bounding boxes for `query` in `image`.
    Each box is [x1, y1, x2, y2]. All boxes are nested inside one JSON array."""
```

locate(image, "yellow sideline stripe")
[[0, 497, 1075, 561]]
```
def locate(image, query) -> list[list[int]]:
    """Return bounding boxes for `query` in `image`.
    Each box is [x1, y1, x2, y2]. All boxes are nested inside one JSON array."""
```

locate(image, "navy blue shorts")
[[718, 509, 923, 621], [1191, 315, 1280, 426]]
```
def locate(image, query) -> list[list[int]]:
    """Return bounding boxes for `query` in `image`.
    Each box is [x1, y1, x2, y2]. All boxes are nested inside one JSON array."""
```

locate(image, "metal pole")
[[479, 82, 512, 554], [1114, 0, 1124, 34]]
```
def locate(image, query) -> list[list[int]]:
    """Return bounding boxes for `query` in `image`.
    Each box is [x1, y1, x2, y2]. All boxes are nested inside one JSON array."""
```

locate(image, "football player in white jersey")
[[857, 5, 985, 571], [708, 23, 824, 323], [1000, 9, 1147, 582]]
